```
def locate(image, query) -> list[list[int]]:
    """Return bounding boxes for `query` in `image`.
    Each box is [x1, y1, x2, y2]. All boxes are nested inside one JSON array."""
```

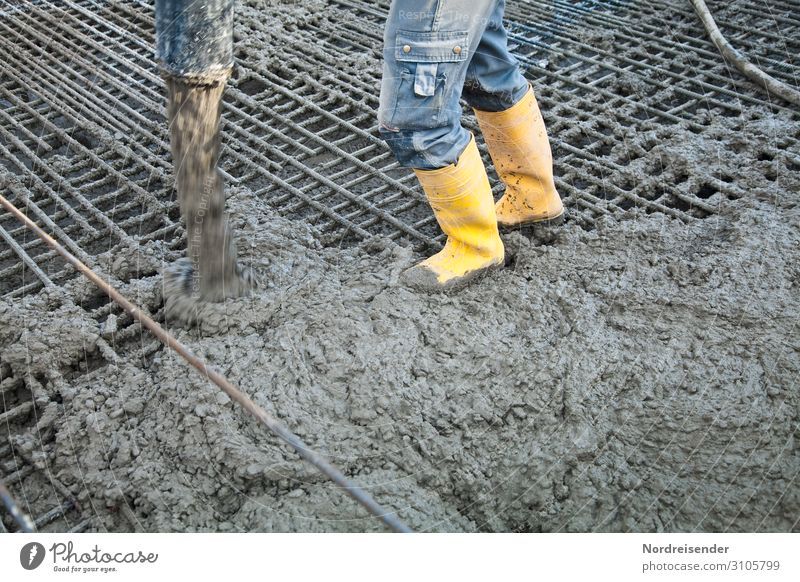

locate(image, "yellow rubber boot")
[[474, 86, 564, 229], [402, 135, 505, 292]]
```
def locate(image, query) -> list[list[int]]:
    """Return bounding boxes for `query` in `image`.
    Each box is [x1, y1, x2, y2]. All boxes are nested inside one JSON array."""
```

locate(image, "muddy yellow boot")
[[402, 135, 505, 292], [474, 86, 564, 229]]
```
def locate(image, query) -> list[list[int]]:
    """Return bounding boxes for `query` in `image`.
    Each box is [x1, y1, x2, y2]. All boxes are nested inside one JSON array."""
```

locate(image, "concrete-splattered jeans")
[[378, 0, 530, 169]]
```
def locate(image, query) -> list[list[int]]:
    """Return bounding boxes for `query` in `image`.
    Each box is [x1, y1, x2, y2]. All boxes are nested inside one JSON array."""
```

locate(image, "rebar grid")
[[0, 0, 798, 534], [1, 0, 798, 302], [0, 370, 91, 532]]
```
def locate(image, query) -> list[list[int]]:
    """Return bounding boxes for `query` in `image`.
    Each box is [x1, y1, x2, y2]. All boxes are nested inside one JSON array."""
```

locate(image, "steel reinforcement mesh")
[[1, 0, 799, 302], [0, 0, 798, 533]]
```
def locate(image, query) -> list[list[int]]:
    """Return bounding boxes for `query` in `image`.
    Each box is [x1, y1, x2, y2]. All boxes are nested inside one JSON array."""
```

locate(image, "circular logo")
[[20, 542, 46, 570]]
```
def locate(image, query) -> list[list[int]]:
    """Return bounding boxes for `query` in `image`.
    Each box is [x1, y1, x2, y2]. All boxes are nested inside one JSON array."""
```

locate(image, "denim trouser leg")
[[462, 0, 530, 112], [378, 0, 530, 169]]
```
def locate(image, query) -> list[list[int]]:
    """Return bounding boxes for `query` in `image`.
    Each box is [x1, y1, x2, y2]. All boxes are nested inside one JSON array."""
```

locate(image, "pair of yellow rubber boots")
[[403, 86, 564, 291]]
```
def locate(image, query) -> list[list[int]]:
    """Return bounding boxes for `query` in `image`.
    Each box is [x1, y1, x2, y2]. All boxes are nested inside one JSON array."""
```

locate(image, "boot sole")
[[498, 209, 566, 232], [402, 259, 505, 294], [440, 260, 505, 293]]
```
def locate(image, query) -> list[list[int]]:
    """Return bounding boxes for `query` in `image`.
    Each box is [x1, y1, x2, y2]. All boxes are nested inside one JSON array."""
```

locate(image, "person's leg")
[[461, 0, 528, 112], [378, 0, 505, 291], [378, 0, 497, 169], [462, 0, 564, 228]]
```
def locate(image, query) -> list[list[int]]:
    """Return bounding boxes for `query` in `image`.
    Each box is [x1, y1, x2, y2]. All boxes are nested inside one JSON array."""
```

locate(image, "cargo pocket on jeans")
[[390, 29, 469, 129]]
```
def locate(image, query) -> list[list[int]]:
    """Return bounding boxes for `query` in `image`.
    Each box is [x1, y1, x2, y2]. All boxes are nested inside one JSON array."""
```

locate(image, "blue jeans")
[[378, 0, 529, 170]]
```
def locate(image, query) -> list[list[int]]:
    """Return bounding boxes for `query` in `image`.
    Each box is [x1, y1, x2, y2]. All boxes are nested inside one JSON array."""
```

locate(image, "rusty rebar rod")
[[0, 193, 412, 533]]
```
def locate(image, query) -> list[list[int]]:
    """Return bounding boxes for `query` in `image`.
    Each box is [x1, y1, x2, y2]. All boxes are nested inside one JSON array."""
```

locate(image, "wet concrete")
[[2, 161, 798, 531], [0, 0, 798, 533], [162, 76, 255, 319]]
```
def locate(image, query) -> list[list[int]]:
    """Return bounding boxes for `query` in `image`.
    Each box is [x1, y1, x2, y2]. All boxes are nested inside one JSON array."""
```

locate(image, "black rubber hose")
[[689, 0, 800, 107], [0, 481, 35, 532]]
